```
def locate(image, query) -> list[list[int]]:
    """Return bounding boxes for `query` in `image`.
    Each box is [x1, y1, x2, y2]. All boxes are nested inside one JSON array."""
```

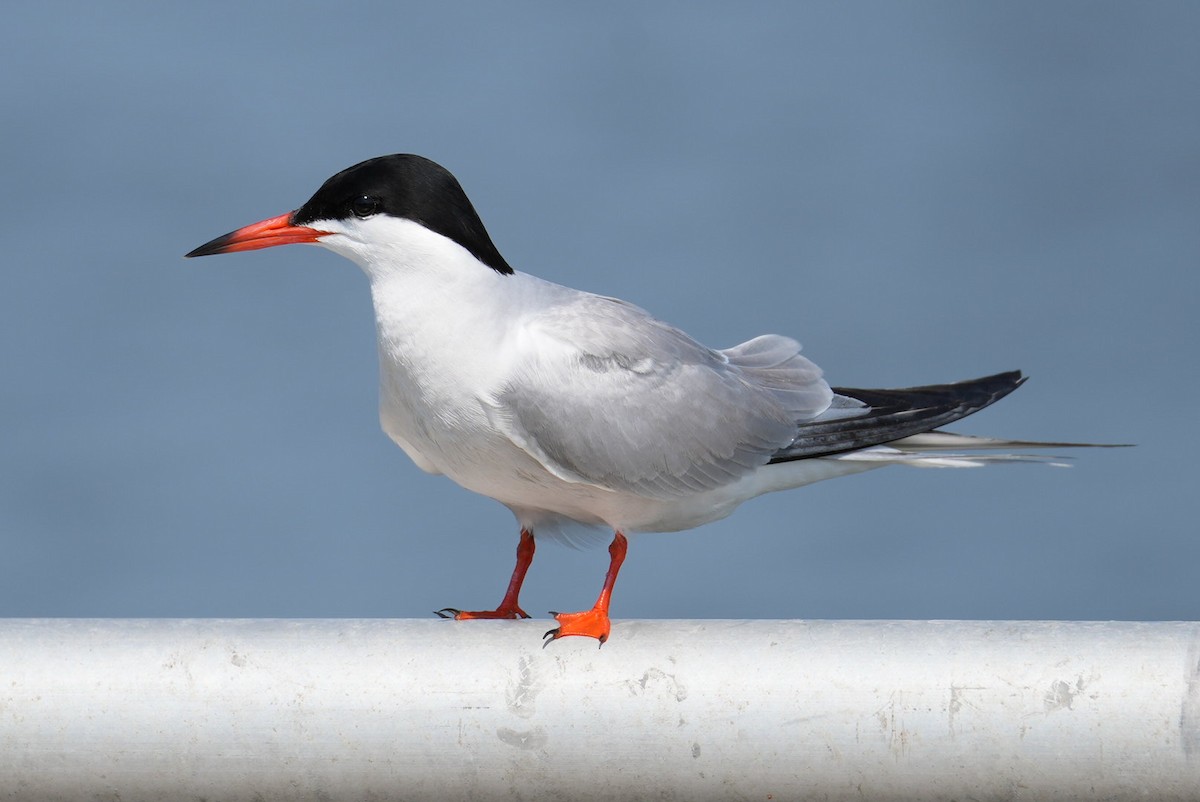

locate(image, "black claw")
[[434, 608, 460, 619], [543, 627, 559, 640], [547, 611, 559, 617]]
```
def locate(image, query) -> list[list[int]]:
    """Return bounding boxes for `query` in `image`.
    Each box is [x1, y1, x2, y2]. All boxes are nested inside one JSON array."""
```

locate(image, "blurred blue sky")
[[1, 3, 1196, 622]]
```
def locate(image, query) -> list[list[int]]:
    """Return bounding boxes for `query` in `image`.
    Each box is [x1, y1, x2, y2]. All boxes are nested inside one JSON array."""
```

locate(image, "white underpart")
[[311, 216, 1060, 542]]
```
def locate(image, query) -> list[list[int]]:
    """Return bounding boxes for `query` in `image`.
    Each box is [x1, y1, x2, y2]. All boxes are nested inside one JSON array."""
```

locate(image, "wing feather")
[[485, 295, 833, 499], [768, 371, 1026, 462]]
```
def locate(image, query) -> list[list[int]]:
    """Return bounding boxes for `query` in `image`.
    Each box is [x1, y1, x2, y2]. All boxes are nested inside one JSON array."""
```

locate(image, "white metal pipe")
[[1, 619, 1198, 801]]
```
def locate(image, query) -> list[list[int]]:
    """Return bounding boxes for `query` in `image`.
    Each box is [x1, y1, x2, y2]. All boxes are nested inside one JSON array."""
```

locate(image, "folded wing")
[[486, 296, 833, 499]]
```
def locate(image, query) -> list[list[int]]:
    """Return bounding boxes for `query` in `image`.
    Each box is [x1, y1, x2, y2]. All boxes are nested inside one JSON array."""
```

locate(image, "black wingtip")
[[1000, 369, 1026, 390], [770, 369, 1033, 463]]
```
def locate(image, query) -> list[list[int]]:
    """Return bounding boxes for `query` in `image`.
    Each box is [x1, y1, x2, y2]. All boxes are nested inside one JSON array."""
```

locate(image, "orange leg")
[[436, 528, 535, 620], [543, 532, 628, 646]]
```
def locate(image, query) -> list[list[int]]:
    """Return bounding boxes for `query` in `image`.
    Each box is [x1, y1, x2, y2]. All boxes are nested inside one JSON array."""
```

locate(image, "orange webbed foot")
[[435, 605, 530, 620], [542, 532, 627, 647], [436, 528, 535, 622], [543, 607, 612, 646]]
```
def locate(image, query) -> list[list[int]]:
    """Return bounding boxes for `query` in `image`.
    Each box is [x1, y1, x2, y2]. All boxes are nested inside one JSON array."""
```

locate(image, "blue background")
[[2, 3, 1196, 621]]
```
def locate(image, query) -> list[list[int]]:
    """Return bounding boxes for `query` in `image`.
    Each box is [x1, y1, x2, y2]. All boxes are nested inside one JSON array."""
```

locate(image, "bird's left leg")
[[435, 528, 535, 620], [543, 531, 628, 645]]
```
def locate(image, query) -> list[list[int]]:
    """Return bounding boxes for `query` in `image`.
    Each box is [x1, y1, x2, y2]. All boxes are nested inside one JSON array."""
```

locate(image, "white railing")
[[2, 619, 1198, 801]]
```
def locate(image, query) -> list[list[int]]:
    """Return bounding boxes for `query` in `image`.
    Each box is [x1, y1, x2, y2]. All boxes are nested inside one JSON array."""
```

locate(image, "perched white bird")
[[188, 154, 1089, 644]]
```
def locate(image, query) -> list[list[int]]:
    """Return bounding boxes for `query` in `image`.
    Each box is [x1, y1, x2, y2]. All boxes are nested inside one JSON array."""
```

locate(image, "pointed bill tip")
[[184, 232, 238, 258], [185, 211, 326, 258]]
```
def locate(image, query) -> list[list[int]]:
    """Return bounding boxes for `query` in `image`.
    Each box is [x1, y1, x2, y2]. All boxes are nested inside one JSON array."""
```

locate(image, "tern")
[[188, 154, 1091, 644]]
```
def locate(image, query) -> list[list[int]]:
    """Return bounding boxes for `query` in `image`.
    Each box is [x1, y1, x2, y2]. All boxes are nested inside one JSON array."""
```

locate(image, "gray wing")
[[485, 295, 833, 499]]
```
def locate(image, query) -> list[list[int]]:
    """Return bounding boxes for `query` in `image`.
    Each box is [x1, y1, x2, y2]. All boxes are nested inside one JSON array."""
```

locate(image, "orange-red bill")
[[185, 212, 328, 258]]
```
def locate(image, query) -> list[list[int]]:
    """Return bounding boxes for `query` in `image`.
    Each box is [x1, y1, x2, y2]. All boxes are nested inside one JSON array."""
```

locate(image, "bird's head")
[[185, 154, 513, 277]]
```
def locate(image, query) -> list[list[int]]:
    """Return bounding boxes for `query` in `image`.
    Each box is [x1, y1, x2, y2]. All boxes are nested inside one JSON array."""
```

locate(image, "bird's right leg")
[[435, 528, 535, 620]]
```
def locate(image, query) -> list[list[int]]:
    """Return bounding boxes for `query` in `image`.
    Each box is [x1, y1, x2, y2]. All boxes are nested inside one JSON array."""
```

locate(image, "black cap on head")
[[292, 154, 513, 275]]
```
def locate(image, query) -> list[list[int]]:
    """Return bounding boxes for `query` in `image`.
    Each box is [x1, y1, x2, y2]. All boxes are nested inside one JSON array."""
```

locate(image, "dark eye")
[[351, 195, 381, 218]]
